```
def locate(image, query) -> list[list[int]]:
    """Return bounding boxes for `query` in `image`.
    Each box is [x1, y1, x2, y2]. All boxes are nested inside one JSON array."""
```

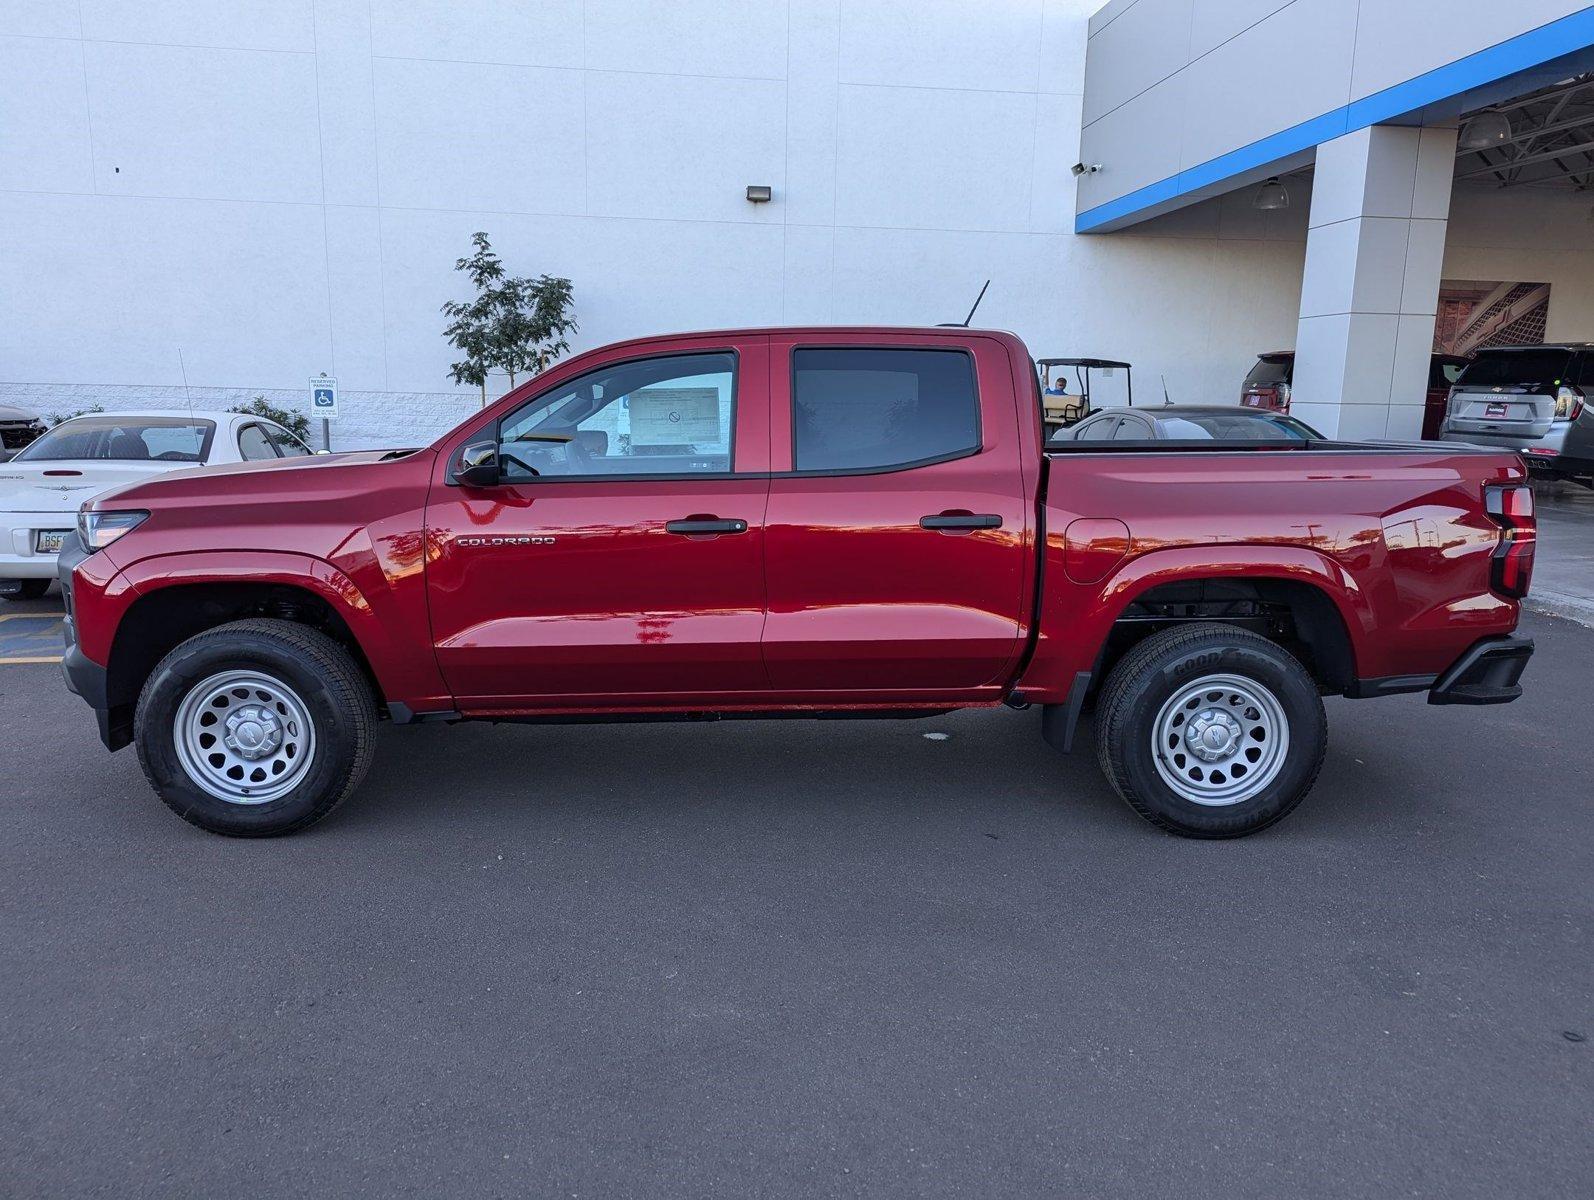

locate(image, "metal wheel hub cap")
[[173, 670, 316, 805], [1186, 708, 1242, 760], [1151, 672, 1290, 807], [222, 706, 283, 759]]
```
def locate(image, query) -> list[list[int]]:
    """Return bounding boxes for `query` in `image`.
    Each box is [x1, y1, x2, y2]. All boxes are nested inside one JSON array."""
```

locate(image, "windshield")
[[1244, 356, 1292, 387], [13, 418, 216, 463], [1154, 412, 1321, 440], [1456, 348, 1573, 388]]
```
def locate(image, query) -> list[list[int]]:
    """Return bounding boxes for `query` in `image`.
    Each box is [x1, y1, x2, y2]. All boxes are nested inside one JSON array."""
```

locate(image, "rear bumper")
[[1427, 635, 1534, 705], [1348, 635, 1534, 706], [1524, 452, 1594, 480], [1, 509, 74, 578]]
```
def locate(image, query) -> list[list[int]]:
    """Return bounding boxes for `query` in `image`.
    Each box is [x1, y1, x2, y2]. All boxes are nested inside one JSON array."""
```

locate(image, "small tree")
[[230, 395, 311, 441], [441, 232, 577, 406], [498, 274, 577, 386]]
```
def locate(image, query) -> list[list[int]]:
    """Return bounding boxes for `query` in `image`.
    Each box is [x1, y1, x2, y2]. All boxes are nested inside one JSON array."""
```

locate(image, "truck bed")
[[1021, 441, 1526, 704]]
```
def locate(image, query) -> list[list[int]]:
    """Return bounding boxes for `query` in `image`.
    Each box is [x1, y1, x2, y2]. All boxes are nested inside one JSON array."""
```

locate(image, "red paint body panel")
[[68, 325, 1528, 725], [759, 332, 1034, 696], [1023, 449, 1524, 700]]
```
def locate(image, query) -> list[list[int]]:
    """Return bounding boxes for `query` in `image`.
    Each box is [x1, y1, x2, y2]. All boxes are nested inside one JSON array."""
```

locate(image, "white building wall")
[[1, 0, 1313, 446]]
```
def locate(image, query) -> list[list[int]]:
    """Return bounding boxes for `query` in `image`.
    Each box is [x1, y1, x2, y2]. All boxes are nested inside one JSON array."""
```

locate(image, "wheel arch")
[[106, 560, 390, 719], [1024, 543, 1374, 708], [1099, 572, 1359, 695]]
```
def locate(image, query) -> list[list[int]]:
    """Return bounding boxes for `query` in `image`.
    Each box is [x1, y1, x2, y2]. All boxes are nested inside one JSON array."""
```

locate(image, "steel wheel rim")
[[173, 669, 316, 805], [1151, 672, 1289, 807]]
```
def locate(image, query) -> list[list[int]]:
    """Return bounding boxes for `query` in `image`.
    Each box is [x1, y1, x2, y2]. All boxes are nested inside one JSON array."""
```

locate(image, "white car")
[[1, 410, 314, 601]]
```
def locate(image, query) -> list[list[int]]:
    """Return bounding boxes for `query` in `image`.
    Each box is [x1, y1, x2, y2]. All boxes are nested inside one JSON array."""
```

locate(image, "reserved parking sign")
[[311, 377, 338, 419]]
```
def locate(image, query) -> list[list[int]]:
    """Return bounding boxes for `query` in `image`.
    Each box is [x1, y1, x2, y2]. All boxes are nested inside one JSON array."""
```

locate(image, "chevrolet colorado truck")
[[58, 327, 1536, 838]]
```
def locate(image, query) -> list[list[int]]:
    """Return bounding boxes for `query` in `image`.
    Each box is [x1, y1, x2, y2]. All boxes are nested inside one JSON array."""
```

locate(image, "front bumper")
[[1427, 635, 1534, 705], [56, 538, 129, 750]]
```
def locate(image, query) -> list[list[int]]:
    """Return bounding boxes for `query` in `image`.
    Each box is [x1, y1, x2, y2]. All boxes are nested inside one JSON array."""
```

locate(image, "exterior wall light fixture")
[[1253, 176, 1289, 210], [746, 185, 772, 203], [1458, 110, 1512, 151]]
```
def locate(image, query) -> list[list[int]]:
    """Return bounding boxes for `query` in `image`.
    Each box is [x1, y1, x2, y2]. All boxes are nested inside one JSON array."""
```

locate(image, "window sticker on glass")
[[629, 388, 722, 447]]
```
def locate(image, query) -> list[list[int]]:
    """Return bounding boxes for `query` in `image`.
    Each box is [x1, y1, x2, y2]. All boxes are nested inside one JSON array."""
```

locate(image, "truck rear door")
[[760, 333, 1032, 696]]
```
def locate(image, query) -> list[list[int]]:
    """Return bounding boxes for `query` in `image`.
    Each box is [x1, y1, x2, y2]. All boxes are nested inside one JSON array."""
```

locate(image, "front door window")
[[498, 353, 736, 480]]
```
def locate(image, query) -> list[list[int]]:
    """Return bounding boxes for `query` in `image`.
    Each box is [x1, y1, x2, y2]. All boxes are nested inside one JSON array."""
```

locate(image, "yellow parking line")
[[0, 612, 65, 622], [0, 656, 63, 665]]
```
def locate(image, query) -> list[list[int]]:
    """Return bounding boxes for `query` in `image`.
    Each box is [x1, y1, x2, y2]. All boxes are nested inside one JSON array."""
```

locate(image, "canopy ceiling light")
[[1252, 176, 1289, 210], [1458, 109, 1513, 151]]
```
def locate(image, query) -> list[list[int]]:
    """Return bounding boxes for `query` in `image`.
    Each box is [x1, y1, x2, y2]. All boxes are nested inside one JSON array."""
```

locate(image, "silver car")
[[1441, 344, 1594, 486], [0, 402, 47, 458]]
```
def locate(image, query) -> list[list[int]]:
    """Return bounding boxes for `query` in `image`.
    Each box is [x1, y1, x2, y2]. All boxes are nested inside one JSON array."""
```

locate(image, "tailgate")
[[1446, 387, 1555, 439]]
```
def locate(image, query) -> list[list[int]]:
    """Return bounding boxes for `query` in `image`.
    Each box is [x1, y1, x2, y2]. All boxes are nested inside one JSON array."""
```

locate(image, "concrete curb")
[[1528, 589, 1594, 629]]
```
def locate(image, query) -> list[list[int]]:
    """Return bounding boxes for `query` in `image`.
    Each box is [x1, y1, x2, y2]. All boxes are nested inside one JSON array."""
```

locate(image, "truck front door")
[[761, 335, 1033, 698], [426, 340, 772, 710]]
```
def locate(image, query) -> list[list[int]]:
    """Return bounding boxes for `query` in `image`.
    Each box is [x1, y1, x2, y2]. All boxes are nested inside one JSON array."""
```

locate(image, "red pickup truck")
[[58, 327, 1536, 839]]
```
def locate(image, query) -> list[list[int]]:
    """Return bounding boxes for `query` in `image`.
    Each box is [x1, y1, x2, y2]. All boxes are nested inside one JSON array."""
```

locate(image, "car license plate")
[[1485, 402, 1508, 417], [34, 529, 69, 554]]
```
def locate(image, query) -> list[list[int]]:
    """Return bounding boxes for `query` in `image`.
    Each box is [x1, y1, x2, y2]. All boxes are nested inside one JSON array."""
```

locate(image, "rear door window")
[[1110, 415, 1153, 440], [1431, 359, 1468, 389], [791, 348, 979, 472], [265, 425, 313, 457], [1072, 416, 1118, 440], [1568, 353, 1594, 388], [238, 424, 277, 460]]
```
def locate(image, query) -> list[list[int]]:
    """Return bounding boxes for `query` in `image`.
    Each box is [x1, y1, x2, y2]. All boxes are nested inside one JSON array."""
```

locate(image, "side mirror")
[[449, 440, 500, 488]]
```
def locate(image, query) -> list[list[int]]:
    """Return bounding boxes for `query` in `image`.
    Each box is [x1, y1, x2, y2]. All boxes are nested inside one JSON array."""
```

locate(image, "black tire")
[[1, 578, 50, 601], [134, 619, 376, 836], [1094, 623, 1327, 838]]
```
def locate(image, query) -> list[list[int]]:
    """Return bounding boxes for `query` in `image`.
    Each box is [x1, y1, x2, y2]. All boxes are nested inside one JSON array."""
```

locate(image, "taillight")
[[1484, 483, 1535, 599], [1554, 385, 1584, 421], [1277, 382, 1292, 413]]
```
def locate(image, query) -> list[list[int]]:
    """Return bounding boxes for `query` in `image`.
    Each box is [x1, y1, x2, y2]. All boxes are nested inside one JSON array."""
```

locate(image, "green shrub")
[[230, 396, 312, 442], [45, 404, 104, 426]]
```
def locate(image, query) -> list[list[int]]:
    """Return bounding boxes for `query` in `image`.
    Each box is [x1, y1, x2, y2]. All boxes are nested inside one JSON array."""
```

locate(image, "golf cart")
[[1037, 358, 1133, 430]]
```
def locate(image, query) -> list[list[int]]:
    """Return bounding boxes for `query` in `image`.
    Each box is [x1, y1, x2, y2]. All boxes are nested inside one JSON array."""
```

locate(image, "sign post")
[[310, 375, 337, 451]]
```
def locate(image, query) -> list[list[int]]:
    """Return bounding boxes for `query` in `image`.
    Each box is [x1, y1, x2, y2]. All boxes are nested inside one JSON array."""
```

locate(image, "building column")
[[1291, 124, 1458, 439]]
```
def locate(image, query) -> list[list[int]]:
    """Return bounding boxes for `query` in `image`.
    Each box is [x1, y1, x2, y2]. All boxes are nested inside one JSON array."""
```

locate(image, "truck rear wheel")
[[134, 619, 376, 836], [1094, 623, 1326, 838]]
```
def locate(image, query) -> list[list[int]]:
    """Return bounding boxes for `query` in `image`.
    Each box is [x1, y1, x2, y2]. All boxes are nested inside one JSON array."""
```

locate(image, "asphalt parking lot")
[[2, 601, 1591, 1198]]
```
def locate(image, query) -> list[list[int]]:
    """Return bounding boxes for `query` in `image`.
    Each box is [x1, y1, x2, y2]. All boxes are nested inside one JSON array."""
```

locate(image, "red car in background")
[[1242, 351, 1470, 437]]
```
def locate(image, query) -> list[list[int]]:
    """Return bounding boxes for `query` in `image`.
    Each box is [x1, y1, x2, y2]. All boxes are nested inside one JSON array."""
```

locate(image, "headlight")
[[77, 509, 149, 552]]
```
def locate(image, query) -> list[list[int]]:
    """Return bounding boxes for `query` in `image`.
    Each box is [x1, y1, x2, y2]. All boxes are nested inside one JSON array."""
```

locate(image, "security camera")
[[1070, 162, 1102, 177]]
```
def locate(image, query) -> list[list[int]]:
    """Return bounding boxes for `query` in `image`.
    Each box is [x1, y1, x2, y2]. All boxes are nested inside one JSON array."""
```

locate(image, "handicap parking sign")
[[310, 377, 338, 419]]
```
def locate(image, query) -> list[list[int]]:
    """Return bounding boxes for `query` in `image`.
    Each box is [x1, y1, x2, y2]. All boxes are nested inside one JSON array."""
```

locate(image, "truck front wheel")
[[134, 619, 376, 836], [1094, 623, 1327, 838]]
